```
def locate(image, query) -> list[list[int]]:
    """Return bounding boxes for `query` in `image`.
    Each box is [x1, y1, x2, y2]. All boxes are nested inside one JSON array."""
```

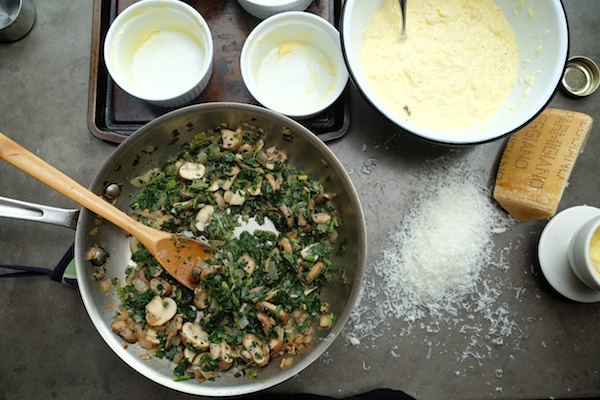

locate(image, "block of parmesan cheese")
[[493, 108, 593, 222]]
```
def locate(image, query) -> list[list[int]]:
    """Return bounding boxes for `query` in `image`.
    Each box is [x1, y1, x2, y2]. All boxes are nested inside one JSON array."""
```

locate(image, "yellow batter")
[[362, 0, 519, 132]]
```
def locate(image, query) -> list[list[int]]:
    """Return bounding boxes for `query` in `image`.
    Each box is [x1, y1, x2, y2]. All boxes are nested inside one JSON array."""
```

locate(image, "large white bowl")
[[341, 0, 569, 145], [104, 0, 213, 108], [236, 0, 312, 20], [241, 11, 349, 119]]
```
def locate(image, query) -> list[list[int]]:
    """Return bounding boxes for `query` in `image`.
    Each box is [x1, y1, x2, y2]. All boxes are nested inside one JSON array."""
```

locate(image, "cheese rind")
[[493, 108, 593, 222]]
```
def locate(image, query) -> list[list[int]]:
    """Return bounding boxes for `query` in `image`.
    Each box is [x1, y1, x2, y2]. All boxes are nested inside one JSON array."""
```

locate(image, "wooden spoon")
[[0, 132, 208, 290]]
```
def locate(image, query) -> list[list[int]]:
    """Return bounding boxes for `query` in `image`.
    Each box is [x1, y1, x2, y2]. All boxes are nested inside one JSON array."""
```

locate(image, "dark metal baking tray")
[[87, 0, 349, 144]]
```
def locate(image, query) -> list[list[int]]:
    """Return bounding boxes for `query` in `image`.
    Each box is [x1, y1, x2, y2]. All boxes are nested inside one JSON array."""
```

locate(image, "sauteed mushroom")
[[105, 122, 343, 383]]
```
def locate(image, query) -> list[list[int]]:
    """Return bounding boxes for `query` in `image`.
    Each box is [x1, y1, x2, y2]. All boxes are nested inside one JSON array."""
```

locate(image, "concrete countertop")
[[1, 1, 599, 399]]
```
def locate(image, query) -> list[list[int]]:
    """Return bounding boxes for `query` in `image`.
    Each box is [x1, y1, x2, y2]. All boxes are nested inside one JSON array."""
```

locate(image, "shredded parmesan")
[[343, 156, 522, 367]]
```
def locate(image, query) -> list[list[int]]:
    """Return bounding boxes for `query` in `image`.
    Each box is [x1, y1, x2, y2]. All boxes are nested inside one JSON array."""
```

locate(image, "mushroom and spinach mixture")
[[102, 124, 344, 382]]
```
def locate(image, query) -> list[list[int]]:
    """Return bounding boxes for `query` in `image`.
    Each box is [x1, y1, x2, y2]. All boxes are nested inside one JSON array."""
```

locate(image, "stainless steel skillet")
[[0, 102, 367, 396]]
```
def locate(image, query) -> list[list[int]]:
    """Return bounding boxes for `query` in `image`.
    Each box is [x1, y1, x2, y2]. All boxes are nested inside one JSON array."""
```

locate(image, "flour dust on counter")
[[343, 156, 529, 369]]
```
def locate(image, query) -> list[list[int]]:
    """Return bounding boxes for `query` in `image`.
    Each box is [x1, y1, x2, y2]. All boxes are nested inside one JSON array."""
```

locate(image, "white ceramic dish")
[[568, 215, 600, 291], [340, 0, 569, 145], [104, 0, 213, 108], [241, 11, 349, 119], [538, 206, 600, 303], [236, 0, 312, 20]]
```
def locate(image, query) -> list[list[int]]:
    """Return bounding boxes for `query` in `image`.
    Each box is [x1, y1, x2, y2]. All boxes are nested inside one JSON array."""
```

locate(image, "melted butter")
[[362, 0, 519, 131], [131, 29, 205, 99], [590, 228, 600, 275], [256, 40, 337, 113]]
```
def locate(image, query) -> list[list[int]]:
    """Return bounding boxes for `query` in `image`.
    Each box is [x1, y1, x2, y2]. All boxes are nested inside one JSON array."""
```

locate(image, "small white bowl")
[[104, 0, 213, 108], [569, 216, 600, 292], [240, 11, 349, 119], [236, 0, 312, 20]]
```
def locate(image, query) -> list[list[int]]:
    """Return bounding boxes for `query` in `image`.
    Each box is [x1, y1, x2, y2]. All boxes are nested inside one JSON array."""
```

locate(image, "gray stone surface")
[[1, 1, 599, 399]]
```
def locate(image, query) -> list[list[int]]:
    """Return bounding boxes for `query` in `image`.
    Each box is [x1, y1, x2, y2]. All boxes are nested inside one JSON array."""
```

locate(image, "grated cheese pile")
[[344, 157, 521, 366]]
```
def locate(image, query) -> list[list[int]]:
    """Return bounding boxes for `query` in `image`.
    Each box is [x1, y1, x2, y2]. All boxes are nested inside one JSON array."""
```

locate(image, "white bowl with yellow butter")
[[569, 216, 600, 292], [104, 0, 213, 108], [340, 0, 568, 145], [241, 11, 349, 119]]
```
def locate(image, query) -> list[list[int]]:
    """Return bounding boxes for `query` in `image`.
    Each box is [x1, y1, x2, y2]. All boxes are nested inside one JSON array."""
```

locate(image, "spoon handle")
[[0, 131, 153, 243], [399, 0, 407, 40]]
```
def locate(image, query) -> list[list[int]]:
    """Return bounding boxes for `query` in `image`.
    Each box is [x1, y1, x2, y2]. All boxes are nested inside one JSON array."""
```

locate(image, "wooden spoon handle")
[[0, 132, 153, 244]]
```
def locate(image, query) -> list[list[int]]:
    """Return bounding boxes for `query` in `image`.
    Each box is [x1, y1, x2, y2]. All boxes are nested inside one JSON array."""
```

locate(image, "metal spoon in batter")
[[399, 0, 407, 40]]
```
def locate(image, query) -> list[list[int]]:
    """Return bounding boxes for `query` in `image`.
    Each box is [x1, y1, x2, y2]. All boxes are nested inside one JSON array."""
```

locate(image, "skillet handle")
[[0, 196, 79, 230]]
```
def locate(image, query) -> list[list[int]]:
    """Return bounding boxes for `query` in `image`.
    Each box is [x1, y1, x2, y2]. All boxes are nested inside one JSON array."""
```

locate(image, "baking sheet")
[[87, 0, 349, 143]]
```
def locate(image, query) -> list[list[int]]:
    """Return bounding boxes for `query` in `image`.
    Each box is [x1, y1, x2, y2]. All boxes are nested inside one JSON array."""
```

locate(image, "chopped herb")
[[111, 123, 342, 383]]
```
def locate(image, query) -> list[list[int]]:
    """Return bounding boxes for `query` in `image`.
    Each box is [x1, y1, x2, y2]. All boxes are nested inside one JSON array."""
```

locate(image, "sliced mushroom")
[[224, 165, 240, 177], [224, 190, 246, 206], [238, 254, 256, 277], [242, 333, 270, 367], [213, 191, 226, 209], [178, 161, 206, 180], [165, 314, 183, 350], [297, 209, 308, 228], [222, 175, 236, 191], [238, 143, 254, 153], [279, 204, 294, 228], [319, 313, 334, 329], [306, 261, 325, 284], [219, 351, 234, 370], [292, 310, 310, 324], [312, 212, 331, 225], [145, 296, 178, 327], [129, 236, 141, 254], [193, 288, 210, 310], [247, 178, 263, 196], [111, 320, 138, 343], [279, 237, 293, 254], [184, 347, 199, 363], [208, 178, 222, 192], [195, 205, 215, 232], [155, 214, 174, 229], [132, 268, 149, 293], [256, 311, 273, 336], [145, 329, 161, 346], [221, 128, 243, 151], [180, 322, 210, 350], [139, 209, 164, 220], [314, 194, 330, 205], [149, 277, 172, 297], [179, 188, 195, 199], [265, 173, 280, 192], [269, 337, 284, 357], [200, 266, 218, 280], [265, 146, 288, 170], [279, 357, 294, 369], [257, 301, 290, 323], [209, 341, 234, 371]]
